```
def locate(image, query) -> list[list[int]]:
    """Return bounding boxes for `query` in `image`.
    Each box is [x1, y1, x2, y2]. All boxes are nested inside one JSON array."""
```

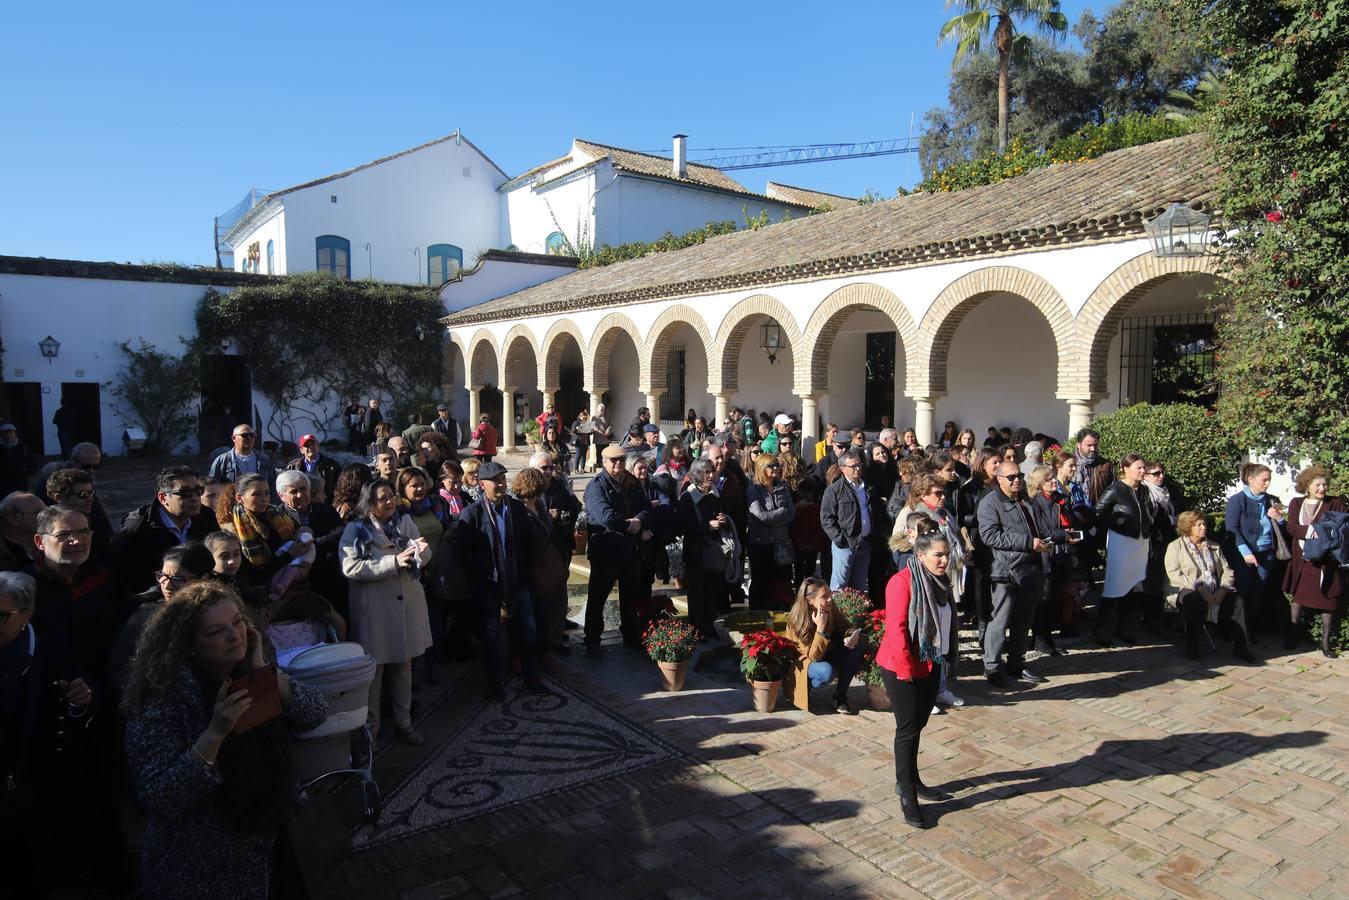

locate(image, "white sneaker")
[[931, 704, 944, 715], [936, 689, 965, 708]]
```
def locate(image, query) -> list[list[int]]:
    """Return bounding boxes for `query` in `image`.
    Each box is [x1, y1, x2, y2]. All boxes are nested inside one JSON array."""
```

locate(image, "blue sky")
[[0, 0, 1098, 266]]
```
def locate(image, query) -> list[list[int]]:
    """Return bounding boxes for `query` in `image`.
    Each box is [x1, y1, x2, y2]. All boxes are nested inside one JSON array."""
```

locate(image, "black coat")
[[24, 560, 132, 691], [1095, 481, 1154, 540], [286, 454, 343, 499], [675, 488, 724, 573], [820, 477, 869, 549], [457, 496, 534, 607], [108, 502, 215, 594]]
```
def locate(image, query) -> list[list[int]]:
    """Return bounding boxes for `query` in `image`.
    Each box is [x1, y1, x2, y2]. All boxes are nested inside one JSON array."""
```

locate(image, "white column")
[[501, 385, 516, 452], [1066, 398, 1098, 440], [645, 390, 664, 424], [589, 390, 604, 417], [714, 394, 731, 431], [799, 395, 820, 453], [913, 397, 937, 447], [539, 385, 555, 413], [467, 386, 481, 432]]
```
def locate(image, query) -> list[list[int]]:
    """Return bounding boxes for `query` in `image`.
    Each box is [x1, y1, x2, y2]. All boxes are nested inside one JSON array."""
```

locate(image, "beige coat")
[[340, 514, 433, 664], [1163, 537, 1235, 603], [783, 607, 847, 711]]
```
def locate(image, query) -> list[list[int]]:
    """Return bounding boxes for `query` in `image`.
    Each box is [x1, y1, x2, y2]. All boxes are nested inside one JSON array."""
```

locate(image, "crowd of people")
[[0, 394, 1343, 886]]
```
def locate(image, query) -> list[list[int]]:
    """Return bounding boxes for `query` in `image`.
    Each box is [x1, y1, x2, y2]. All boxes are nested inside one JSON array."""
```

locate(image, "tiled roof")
[[766, 182, 862, 208], [0, 255, 275, 287], [444, 134, 1218, 327], [528, 139, 815, 208]]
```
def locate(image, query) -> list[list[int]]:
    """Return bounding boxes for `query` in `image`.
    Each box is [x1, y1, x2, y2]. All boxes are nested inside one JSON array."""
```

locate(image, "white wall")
[[936, 292, 1061, 438], [0, 272, 233, 455], [821, 310, 903, 431], [502, 165, 599, 255], [605, 334, 641, 430], [231, 207, 286, 275], [734, 340, 796, 422], [440, 256, 575, 313], [595, 175, 806, 248], [277, 136, 505, 284]]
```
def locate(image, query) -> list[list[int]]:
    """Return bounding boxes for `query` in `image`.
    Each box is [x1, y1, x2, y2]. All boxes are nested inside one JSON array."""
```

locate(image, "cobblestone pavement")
[[317, 609, 1349, 899], [89, 458, 1349, 898]]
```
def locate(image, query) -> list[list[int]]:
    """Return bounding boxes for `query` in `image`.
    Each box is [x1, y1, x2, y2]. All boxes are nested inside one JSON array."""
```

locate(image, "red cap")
[[298, 434, 318, 446]]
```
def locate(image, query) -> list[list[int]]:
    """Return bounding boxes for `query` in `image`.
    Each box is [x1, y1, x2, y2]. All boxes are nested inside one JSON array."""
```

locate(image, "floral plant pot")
[[867, 683, 892, 711], [749, 679, 781, 713], [657, 660, 689, 692]]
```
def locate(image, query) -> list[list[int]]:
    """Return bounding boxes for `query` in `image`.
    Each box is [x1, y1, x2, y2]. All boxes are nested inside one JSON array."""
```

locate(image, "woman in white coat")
[[339, 478, 432, 744]]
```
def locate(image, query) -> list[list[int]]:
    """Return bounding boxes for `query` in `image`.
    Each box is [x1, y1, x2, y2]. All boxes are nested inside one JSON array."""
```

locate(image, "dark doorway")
[[479, 385, 503, 434], [200, 355, 252, 450], [659, 349, 687, 422], [0, 383, 45, 455], [863, 332, 897, 431], [59, 383, 102, 449], [557, 364, 585, 424]]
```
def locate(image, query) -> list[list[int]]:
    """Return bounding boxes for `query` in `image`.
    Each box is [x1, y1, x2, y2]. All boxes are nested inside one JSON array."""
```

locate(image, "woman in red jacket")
[[469, 414, 498, 463], [875, 529, 955, 829]]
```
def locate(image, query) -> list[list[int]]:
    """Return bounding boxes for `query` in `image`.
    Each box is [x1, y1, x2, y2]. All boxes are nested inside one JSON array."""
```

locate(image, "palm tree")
[[938, 0, 1069, 154]]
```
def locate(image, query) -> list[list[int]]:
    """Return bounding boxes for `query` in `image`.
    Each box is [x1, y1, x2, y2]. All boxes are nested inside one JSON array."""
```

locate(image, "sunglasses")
[[0, 607, 30, 623], [163, 486, 205, 498], [234, 432, 256, 438], [1000, 473, 1024, 482]]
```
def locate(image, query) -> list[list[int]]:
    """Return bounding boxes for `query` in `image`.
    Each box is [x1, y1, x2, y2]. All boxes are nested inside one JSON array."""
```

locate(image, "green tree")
[[196, 275, 444, 443], [938, 0, 1069, 154], [1186, 0, 1349, 486], [109, 339, 199, 453]]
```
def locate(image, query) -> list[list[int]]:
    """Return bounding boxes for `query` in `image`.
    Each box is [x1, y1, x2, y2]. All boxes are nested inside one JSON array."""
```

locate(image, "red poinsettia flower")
[[1266, 210, 1284, 223]]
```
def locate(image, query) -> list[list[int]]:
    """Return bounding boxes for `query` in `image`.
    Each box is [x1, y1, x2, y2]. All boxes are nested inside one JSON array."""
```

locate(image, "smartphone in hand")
[[227, 665, 282, 734]]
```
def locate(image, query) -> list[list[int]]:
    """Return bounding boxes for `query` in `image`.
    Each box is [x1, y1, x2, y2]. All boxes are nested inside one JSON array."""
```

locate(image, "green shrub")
[[1089, 403, 1241, 515]]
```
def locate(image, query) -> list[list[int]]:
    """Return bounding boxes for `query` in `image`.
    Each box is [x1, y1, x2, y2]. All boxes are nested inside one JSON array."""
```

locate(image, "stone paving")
[[86, 454, 1349, 898], [316, 603, 1349, 899]]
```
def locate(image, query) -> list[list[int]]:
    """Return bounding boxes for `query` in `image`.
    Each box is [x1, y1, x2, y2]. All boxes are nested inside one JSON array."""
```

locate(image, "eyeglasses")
[[0, 608, 30, 623], [154, 571, 189, 588], [163, 486, 205, 498], [1146, 470, 1164, 477], [1000, 473, 1024, 482], [539, 464, 556, 471], [839, 463, 861, 470], [41, 528, 93, 543]]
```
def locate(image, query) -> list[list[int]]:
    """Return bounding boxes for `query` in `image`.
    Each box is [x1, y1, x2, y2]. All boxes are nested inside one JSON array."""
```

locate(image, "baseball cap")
[[773, 414, 793, 426], [298, 434, 318, 447]]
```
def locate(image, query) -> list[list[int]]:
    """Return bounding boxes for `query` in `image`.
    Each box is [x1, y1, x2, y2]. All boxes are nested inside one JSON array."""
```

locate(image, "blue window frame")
[[266, 240, 274, 275], [545, 231, 568, 255], [315, 235, 351, 279], [427, 243, 463, 285]]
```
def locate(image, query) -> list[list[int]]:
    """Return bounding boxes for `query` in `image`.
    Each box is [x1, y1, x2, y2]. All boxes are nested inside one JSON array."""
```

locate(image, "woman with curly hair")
[[331, 463, 373, 521], [415, 429, 457, 473], [123, 582, 327, 900]]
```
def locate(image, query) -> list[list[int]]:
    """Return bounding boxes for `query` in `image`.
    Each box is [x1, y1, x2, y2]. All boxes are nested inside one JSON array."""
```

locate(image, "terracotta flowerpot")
[[657, 660, 689, 692], [749, 679, 781, 713], [867, 683, 891, 711]]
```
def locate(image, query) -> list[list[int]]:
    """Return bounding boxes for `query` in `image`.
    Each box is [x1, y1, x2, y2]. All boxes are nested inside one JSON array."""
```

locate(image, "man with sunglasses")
[[109, 465, 216, 593], [206, 423, 276, 490], [976, 462, 1049, 688], [45, 467, 112, 563]]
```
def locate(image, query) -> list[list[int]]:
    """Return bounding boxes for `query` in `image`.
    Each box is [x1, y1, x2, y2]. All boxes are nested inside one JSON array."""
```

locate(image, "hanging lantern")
[[1144, 202, 1212, 258], [760, 320, 784, 365]]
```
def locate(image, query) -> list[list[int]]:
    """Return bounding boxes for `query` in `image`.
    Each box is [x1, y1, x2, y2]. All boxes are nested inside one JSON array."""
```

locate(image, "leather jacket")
[[1095, 481, 1153, 540]]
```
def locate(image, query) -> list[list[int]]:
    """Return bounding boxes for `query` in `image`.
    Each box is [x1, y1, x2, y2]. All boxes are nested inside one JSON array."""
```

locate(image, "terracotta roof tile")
[[765, 182, 862, 208], [444, 134, 1219, 327]]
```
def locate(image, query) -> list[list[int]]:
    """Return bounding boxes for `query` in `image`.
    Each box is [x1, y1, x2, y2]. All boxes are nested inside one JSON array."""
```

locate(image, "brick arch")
[[467, 329, 500, 388], [586, 312, 643, 391], [1076, 252, 1227, 397], [443, 332, 469, 394], [712, 294, 805, 395], [801, 282, 919, 395], [914, 266, 1076, 396], [539, 318, 587, 389], [500, 324, 540, 388], [639, 304, 715, 395]]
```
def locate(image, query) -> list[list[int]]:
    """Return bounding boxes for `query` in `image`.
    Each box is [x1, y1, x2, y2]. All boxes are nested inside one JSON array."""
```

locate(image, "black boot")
[[1184, 632, 1201, 662], [915, 779, 951, 802], [1322, 617, 1339, 659], [896, 784, 932, 829]]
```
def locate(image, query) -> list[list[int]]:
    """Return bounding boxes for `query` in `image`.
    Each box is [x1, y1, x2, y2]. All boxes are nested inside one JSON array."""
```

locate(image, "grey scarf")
[[906, 556, 951, 664]]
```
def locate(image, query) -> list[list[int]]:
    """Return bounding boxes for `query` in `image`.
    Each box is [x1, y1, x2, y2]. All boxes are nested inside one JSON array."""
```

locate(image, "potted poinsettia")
[[860, 608, 891, 710], [739, 629, 800, 712], [642, 615, 699, 691], [831, 587, 873, 630]]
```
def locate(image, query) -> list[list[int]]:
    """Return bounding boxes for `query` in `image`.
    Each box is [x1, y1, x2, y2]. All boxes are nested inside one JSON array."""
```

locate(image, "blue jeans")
[[830, 541, 871, 592], [806, 636, 867, 699]]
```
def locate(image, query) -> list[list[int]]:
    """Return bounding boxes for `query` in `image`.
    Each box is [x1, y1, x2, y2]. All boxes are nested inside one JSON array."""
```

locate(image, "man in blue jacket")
[[583, 445, 651, 657]]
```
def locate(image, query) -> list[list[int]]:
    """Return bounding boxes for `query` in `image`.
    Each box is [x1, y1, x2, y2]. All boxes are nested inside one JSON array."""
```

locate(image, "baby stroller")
[[268, 619, 381, 823]]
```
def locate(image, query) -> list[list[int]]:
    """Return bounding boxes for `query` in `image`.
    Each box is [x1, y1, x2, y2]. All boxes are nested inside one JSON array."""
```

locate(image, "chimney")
[[672, 134, 688, 179]]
